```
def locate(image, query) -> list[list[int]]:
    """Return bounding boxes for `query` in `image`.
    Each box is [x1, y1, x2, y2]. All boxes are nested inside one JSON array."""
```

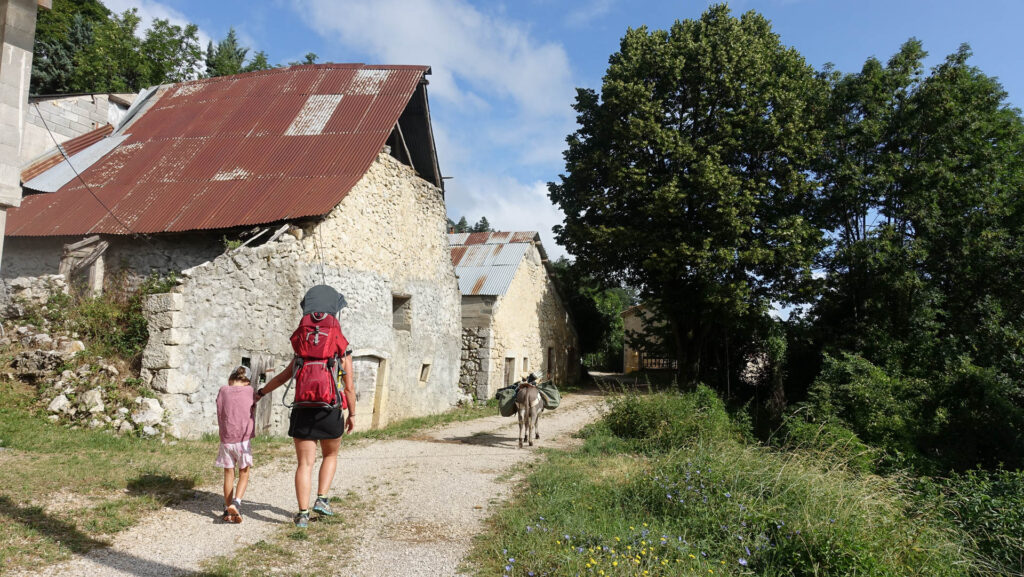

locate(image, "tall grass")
[[470, 387, 979, 576]]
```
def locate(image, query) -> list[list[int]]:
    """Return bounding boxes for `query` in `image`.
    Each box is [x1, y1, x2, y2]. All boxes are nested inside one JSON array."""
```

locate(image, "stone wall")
[[1, 233, 224, 280], [478, 244, 579, 398], [21, 94, 131, 162], [143, 153, 464, 438]]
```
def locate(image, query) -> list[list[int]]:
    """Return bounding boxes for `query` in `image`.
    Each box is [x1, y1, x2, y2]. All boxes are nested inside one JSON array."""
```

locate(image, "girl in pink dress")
[[215, 366, 257, 523]]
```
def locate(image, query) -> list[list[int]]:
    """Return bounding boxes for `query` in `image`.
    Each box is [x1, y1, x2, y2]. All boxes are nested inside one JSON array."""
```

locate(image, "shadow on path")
[[0, 495, 188, 577], [440, 432, 519, 448], [126, 473, 292, 524]]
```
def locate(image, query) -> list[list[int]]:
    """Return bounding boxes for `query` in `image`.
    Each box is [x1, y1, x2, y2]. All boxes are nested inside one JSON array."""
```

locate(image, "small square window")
[[419, 363, 431, 384], [393, 294, 412, 331]]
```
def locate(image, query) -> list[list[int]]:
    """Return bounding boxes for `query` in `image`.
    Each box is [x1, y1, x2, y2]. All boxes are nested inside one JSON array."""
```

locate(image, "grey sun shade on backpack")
[[301, 285, 347, 317]]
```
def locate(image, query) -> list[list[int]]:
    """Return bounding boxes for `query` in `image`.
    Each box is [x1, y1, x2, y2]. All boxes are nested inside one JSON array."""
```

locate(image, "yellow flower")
[[689, 554, 696, 559], [613, 561, 618, 567]]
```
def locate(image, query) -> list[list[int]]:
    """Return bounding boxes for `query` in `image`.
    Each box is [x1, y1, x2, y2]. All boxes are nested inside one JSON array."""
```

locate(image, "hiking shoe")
[[293, 511, 310, 528], [313, 496, 334, 516]]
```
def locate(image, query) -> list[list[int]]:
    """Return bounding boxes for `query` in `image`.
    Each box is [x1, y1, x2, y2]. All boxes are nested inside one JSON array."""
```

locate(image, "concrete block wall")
[[21, 94, 131, 162], [0, 0, 40, 209]]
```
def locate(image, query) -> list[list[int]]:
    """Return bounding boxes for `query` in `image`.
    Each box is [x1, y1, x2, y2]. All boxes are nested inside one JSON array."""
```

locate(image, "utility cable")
[[32, 103, 140, 238]]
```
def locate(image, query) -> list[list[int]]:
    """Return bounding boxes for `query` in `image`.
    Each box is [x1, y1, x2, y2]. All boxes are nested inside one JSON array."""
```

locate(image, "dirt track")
[[11, 391, 605, 577]]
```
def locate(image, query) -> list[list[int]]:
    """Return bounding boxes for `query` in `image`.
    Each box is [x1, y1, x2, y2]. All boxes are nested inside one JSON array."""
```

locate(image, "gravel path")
[[12, 391, 605, 577]]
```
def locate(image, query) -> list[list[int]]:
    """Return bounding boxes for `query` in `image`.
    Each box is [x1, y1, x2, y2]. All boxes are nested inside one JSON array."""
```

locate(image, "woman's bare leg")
[[317, 437, 342, 496], [294, 438, 317, 510], [235, 467, 250, 502]]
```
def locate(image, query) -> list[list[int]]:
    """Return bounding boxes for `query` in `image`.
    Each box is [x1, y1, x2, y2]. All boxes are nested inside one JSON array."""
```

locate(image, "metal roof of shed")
[[448, 231, 541, 296], [8, 63, 432, 237]]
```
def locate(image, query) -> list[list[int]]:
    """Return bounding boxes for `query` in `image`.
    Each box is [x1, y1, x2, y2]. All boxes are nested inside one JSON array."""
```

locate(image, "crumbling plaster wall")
[[144, 153, 463, 438], [481, 244, 579, 398]]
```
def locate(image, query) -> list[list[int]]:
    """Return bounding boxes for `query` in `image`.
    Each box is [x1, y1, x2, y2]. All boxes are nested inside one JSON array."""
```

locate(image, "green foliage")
[[446, 215, 493, 233], [205, 28, 248, 77], [806, 354, 932, 462], [774, 412, 878, 474], [549, 257, 634, 370], [222, 235, 243, 251], [604, 386, 741, 453], [550, 4, 825, 385], [934, 468, 1024, 573], [808, 39, 1024, 471], [471, 389, 976, 576], [29, 273, 177, 362]]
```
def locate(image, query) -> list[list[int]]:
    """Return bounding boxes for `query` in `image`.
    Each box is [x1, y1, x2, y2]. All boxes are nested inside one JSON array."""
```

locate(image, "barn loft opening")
[[385, 79, 443, 192]]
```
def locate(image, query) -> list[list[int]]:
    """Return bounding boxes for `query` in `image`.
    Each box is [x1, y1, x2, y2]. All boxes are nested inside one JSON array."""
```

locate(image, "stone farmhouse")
[[449, 231, 579, 399], [2, 63, 466, 438], [621, 304, 677, 373]]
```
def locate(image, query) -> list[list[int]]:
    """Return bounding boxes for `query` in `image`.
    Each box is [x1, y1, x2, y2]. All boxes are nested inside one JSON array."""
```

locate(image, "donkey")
[[516, 382, 543, 448]]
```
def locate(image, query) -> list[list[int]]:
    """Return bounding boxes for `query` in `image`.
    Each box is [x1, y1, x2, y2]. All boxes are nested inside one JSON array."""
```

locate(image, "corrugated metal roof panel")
[[454, 265, 520, 296], [21, 124, 114, 183], [448, 231, 540, 246], [7, 63, 430, 237], [22, 133, 128, 193]]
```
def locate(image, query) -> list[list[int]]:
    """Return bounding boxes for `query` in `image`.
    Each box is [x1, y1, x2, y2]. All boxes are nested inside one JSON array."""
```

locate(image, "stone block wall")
[[1, 233, 224, 294], [142, 153, 464, 438]]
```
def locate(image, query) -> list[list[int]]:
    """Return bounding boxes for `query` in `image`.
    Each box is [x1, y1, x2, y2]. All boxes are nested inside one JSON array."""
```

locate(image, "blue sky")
[[104, 0, 1024, 260]]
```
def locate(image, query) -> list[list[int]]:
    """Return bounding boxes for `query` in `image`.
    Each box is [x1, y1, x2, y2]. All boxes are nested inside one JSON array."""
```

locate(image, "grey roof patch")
[[22, 134, 129, 193]]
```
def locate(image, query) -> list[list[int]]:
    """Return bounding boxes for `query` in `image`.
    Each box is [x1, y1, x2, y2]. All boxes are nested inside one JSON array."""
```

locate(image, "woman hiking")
[[256, 285, 356, 528]]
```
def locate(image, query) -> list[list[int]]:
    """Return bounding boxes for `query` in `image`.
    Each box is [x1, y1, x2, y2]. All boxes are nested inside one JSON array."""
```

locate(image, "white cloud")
[[566, 0, 615, 28], [292, 0, 575, 120], [446, 174, 569, 261], [101, 0, 212, 48]]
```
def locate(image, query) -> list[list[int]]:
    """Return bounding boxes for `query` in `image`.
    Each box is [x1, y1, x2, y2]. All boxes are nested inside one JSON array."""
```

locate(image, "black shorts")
[[288, 406, 344, 440]]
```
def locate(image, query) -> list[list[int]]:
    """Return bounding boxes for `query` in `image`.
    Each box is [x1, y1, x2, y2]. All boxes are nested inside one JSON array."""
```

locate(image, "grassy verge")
[[0, 380, 254, 573], [467, 387, 979, 577]]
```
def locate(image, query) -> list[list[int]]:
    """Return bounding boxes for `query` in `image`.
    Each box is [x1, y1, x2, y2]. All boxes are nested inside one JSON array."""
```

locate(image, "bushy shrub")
[[775, 411, 878, 474], [806, 353, 933, 463], [938, 468, 1024, 573], [604, 385, 741, 452], [29, 272, 177, 363]]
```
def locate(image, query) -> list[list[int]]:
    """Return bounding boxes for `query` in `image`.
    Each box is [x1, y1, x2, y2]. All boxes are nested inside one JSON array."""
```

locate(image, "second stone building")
[[450, 232, 580, 399]]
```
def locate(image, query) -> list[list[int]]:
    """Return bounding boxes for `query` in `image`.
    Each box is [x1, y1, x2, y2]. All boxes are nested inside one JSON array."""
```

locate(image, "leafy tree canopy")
[[550, 4, 826, 385]]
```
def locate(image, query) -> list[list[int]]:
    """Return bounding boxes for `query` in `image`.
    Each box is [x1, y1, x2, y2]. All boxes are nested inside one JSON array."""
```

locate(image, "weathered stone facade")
[[456, 242, 579, 399], [139, 153, 463, 438]]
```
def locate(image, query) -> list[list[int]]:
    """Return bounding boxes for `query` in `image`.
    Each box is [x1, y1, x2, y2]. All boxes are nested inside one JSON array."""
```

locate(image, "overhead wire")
[[32, 103, 140, 238]]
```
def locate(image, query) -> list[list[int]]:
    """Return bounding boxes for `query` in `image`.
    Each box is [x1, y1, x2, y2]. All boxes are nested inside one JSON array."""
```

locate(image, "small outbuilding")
[[449, 231, 579, 399]]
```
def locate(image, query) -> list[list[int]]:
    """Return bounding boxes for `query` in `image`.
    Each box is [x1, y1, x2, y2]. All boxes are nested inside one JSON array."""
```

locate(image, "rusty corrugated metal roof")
[[20, 124, 114, 183], [448, 231, 542, 296], [8, 64, 431, 237]]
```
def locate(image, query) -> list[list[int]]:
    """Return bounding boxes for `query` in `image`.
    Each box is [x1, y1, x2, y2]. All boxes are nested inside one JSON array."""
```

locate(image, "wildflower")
[[739, 558, 748, 566], [505, 566, 512, 572], [725, 492, 731, 498]]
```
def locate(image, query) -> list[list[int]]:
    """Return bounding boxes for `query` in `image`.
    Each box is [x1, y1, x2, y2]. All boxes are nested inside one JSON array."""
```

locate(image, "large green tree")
[[550, 5, 825, 386], [807, 42, 1024, 470]]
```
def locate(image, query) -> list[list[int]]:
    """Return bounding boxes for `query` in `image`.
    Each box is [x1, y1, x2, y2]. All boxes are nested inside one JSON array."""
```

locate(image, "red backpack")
[[287, 312, 349, 408]]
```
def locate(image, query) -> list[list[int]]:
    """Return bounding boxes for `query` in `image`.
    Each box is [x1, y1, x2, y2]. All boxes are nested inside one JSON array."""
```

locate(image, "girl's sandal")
[[226, 505, 242, 524]]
